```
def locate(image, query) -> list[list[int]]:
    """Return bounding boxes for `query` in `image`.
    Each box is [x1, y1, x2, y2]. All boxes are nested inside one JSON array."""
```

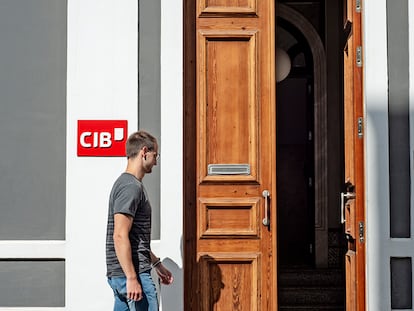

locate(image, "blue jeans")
[[108, 271, 159, 311]]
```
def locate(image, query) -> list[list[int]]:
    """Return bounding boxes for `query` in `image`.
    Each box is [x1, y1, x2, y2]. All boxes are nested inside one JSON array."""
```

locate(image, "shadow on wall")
[[153, 257, 183, 311]]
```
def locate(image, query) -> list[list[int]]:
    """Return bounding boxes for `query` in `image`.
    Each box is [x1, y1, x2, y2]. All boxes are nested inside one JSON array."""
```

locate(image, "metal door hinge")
[[357, 117, 363, 138], [356, 0, 361, 13], [356, 46, 363, 67], [359, 221, 365, 243]]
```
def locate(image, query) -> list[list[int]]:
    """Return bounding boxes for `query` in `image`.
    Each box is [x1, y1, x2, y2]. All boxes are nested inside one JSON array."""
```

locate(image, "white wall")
[[364, 0, 414, 309], [158, 0, 184, 309], [364, 0, 389, 309], [66, 1, 138, 310], [67, 0, 184, 310]]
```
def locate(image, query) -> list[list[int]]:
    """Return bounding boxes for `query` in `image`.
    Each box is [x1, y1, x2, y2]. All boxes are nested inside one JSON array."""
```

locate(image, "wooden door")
[[184, 0, 276, 310], [343, 0, 366, 310]]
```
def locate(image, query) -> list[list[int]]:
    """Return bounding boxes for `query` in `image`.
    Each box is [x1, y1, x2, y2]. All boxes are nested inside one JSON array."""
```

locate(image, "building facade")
[[0, 0, 413, 310]]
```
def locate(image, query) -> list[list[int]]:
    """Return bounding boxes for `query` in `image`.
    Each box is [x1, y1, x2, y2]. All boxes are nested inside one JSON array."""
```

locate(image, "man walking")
[[106, 130, 173, 311]]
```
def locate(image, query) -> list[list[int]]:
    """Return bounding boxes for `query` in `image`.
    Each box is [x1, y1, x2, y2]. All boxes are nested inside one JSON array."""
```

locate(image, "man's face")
[[143, 145, 159, 174]]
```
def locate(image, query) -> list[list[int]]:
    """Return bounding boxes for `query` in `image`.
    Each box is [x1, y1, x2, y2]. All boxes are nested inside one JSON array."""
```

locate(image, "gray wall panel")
[[0, 260, 65, 307], [387, 0, 410, 238], [391, 257, 412, 309], [0, 0, 67, 239], [139, 0, 161, 239]]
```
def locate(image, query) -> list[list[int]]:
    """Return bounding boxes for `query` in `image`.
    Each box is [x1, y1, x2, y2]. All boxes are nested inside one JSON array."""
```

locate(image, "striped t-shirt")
[[106, 173, 152, 277]]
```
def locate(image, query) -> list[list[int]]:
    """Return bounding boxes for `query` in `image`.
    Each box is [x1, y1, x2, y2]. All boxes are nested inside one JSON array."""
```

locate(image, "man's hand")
[[155, 264, 174, 285], [127, 277, 143, 301]]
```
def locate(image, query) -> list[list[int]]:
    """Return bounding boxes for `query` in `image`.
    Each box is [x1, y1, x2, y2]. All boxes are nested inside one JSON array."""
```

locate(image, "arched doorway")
[[276, 4, 347, 310]]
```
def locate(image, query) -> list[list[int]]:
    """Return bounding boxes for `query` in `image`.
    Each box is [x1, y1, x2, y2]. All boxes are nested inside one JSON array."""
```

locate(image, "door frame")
[[183, 1, 197, 309]]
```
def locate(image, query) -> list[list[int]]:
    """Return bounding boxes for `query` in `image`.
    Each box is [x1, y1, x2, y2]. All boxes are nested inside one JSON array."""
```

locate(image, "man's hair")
[[126, 130, 158, 159]]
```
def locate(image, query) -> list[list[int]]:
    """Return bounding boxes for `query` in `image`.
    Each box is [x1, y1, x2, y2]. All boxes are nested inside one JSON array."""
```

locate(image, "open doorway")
[[276, 1, 347, 309]]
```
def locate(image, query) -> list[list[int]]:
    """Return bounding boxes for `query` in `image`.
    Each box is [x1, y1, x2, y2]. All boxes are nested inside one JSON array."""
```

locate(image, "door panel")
[[346, 250, 357, 310], [198, 30, 259, 183], [198, 0, 257, 15], [199, 197, 261, 238], [194, 0, 276, 310], [343, 0, 366, 309], [200, 253, 260, 310]]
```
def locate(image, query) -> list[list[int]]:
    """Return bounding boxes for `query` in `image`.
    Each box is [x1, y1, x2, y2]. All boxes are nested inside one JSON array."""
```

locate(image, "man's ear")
[[142, 146, 148, 159]]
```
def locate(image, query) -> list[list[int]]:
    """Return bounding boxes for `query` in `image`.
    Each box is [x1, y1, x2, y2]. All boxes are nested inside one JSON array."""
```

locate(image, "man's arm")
[[113, 213, 142, 300]]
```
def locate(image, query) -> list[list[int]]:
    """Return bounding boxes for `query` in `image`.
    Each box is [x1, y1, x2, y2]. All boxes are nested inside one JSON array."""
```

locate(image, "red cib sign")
[[77, 120, 128, 157]]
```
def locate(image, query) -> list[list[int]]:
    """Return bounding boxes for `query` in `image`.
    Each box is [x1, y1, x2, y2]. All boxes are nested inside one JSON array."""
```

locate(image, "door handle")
[[340, 191, 356, 223], [262, 190, 270, 226]]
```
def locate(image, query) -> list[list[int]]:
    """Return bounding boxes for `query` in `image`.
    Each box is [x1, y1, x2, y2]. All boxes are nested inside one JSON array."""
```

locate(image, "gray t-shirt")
[[106, 173, 152, 277]]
